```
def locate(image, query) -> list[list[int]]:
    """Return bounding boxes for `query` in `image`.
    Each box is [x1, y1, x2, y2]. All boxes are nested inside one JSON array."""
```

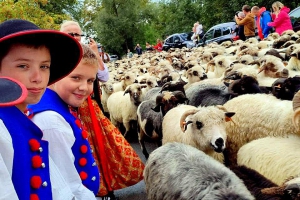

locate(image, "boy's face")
[[52, 61, 97, 107], [0, 44, 50, 107]]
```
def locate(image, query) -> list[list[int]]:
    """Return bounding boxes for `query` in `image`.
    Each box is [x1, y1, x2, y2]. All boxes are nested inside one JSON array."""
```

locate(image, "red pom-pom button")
[[81, 130, 88, 139], [75, 119, 81, 127], [79, 171, 88, 180], [30, 176, 42, 189], [29, 139, 40, 152], [80, 145, 88, 154], [30, 194, 39, 200], [79, 158, 87, 166], [32, 155, 43, 168]]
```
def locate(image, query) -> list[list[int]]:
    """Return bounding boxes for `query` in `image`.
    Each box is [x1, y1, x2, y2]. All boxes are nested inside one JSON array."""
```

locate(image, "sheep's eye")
[[126, 76, 130, 79], [196, 121, 203, 129], [193, 71, 198, 76]]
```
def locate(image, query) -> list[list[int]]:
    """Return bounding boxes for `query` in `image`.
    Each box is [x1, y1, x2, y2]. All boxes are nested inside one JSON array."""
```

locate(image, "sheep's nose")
[[201, 74, 208, 80], [214, 138, 224, 153]]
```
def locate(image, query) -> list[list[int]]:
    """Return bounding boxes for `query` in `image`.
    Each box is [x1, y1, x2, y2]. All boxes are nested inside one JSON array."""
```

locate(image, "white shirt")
[[0, 120, 76, 200], [32, 111, 97, 200]]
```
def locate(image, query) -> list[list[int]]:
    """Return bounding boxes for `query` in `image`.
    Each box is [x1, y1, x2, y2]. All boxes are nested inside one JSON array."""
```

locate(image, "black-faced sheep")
[[162, 104, 235, 163], [107, 83, 145, 137], [223, 91, 300, 166], [237, 135, 300, 186], [137, 91, 188, 158], [144, 142, 255, 200], [272, 76, 300, 100]]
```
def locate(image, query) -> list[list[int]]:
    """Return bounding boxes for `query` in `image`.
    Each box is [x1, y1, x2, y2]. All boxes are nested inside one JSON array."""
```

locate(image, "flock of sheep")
[[102, 29, 300, 200]]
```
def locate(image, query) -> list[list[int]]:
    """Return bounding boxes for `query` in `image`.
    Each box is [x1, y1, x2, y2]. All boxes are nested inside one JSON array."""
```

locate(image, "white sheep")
[[107, 83, 144, 137], [112, 71, 137, 92], [100, 80, 115, 114], [162, 104, 235, 163], [144, 142, 255, 200], [237, 135, 300, 186], [223, 91, 300, 165]]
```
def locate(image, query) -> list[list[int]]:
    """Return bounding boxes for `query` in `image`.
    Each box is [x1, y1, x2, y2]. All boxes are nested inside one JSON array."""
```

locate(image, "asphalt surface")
[[96, 134, 158, 200]]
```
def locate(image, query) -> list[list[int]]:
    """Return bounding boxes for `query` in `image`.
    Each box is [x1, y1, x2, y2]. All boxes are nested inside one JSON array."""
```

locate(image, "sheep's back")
[[144, 142, 254, 200], [237, 135, 300, 185]]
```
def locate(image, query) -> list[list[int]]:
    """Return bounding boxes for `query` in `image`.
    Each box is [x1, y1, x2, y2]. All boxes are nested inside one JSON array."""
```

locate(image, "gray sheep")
[[144, 142, 255, 200]]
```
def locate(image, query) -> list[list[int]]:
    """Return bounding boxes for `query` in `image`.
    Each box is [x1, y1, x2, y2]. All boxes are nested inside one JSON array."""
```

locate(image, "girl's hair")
[[272, 1, 284, 10], [60, 20, 81, 32], [80, 43, 99, 69]]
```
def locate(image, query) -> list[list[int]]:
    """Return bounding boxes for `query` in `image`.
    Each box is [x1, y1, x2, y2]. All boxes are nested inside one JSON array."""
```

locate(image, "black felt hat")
[[0, 77, 27, 106], [0, 19, 82, 85]]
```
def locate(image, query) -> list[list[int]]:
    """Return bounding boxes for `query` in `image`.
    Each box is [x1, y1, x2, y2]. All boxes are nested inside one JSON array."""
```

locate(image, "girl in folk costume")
[[0, 19, 82, 200], [29, 44, 100, 199], [59, 20, 145, 199]]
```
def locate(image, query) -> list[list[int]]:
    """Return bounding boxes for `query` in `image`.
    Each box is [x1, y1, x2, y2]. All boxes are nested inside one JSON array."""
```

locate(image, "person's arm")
[[235, 15, 251, 25], [32, 111, 97, 200], [267, 11, 289, 28], [88, 38, 105, 71], [97, 63, 109, 82]]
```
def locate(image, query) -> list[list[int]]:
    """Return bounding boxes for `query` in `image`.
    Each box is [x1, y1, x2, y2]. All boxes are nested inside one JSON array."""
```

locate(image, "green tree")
[[0, 0, 71, 29]]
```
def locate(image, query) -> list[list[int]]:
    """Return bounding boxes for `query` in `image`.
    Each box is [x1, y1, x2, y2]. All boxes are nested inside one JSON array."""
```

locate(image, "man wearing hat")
[[0, 19, 95, 200]]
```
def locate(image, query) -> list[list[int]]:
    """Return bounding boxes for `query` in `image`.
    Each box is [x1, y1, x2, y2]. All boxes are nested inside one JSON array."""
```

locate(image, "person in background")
[[127, 49, 133, 58], [0, 19, 82, 200], [235, 5, 255, 39], [134, 43, 143, 55], [234, 11, 246, 41], [145, 42, 153, 52], [29, 44, 100, 199], [259, 7, 273, 38], [268, 1, 293, 35], [153, 39, 163, 52], [60, 20, 109, 82], [100, 46, 110, 63]]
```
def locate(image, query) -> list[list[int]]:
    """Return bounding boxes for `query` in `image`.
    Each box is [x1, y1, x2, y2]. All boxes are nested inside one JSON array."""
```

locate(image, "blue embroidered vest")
[[29, 89, 100, 194], [0, 106, 52, 200]]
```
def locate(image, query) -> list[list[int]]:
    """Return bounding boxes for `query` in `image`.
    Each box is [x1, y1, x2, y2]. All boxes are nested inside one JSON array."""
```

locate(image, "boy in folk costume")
[[0, 19, 82, 200], [29, 44, 100, 199]]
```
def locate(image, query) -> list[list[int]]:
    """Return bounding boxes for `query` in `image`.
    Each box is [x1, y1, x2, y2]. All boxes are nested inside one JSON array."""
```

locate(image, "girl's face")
[[52, 61, 97, 107], [0, 44, 51, 110]]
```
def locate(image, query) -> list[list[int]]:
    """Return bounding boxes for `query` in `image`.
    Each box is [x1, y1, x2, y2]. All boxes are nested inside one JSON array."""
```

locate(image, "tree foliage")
[[0, 0, 72, 29]]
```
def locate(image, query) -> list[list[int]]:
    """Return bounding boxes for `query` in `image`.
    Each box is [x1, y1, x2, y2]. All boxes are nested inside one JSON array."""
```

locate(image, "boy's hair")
[[80, 43, 99, 69], [60, 20, 81, 32], [0, 35, 51, 70], [242, 5, 251, 12]]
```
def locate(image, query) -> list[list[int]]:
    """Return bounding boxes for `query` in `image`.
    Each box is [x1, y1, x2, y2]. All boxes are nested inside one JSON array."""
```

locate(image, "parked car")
[[109, 54, 118, 62], [197, 22, 237, 47], [162, 32, 195, 51], [289, 6, 300, 32]]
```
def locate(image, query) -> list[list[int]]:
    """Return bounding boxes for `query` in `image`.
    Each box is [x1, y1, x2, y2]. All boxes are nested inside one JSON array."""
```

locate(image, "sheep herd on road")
[[102, 29, 300, 200]]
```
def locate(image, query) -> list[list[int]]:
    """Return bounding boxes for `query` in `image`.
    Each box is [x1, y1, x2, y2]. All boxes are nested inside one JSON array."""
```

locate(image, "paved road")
[[97, 136, 158, 200]]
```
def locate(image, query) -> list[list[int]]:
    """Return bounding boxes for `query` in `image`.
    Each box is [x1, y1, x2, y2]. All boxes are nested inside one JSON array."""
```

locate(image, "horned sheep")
[[143, 142, 255, 200], [162, 104, 235, 163]]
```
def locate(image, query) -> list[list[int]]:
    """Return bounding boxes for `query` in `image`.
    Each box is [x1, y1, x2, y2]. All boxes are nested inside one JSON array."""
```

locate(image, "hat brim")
[[0, 30, 82, 85], [0, 77, 28, 107]]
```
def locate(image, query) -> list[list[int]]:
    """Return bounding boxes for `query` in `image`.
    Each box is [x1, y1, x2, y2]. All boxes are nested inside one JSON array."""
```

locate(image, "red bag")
[[78, 97, 145, 197]]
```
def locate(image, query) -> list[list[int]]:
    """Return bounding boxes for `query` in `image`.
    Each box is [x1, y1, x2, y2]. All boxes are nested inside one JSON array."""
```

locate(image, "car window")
[[222, 27, 231, 35], [205, 29, 214, 40], [166, 37, 173, 43], [290, 7, 300, 30], [174, 36, 180, 42], [214, 28, 222, 38]]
